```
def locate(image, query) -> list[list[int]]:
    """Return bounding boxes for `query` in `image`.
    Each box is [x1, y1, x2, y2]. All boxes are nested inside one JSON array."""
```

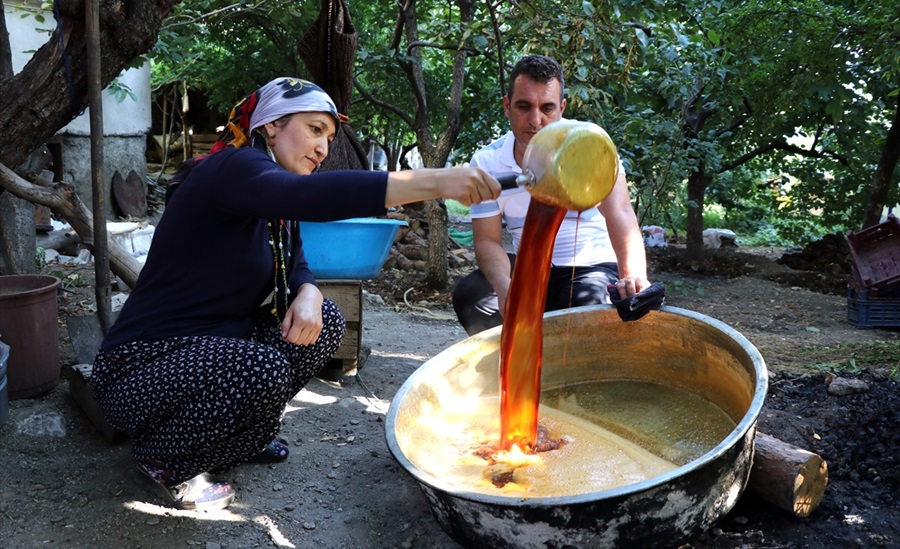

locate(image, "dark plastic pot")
[[0, 275, 62, 399]]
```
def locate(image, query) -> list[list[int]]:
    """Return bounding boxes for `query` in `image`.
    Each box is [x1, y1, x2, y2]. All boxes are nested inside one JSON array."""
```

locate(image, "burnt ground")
[[1, 233, 898, 548]]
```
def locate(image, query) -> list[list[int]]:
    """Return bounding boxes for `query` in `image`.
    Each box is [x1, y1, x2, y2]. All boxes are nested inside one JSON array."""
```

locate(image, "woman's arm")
[[384, 167, 501, 207]]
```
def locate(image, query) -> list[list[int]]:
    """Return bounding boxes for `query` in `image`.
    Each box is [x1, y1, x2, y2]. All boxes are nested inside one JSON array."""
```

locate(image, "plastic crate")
[[846, 214, 900, 294], [847, 286, 900, 329], [850, 266, 900, 298]]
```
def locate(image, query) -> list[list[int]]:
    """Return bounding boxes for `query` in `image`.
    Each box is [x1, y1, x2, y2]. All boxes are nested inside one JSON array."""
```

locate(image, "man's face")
[[503, 75, 566, 161]]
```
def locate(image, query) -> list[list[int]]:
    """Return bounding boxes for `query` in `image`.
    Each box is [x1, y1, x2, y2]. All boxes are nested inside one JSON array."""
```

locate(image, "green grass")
[[803, 340, 900, 380]]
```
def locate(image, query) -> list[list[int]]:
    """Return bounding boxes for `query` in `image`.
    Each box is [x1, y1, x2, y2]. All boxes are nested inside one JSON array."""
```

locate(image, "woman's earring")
[[268, 135, 275, 148]]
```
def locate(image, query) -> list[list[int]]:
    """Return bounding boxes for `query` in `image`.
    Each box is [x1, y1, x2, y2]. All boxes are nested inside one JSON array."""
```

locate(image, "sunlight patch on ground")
[[843, 514, 865, 525], [123, 500, 246, 521], [254, 515, 296, 547], [288, 390, 340, 411], [355, 394, 389, 414], [370, 349, 431, 361]]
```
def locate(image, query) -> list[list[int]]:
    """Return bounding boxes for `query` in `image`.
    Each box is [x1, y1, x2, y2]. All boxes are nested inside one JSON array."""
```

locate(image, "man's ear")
[[560, 97, 567, 115]]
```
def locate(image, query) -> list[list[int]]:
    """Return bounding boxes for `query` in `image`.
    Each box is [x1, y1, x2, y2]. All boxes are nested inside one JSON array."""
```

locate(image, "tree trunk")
[[863, 93, 900, 228], [423, 200, 449, 289], [0, 1, 174, 171], [685, 170, 709, 262], [0, 6, 12, 79], [0, 1, 173, 281], [396, 0, 473, 291]]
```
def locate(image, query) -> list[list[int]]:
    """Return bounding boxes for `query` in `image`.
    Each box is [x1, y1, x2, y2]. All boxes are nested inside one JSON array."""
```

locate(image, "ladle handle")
[[497, 174, 520, 190]]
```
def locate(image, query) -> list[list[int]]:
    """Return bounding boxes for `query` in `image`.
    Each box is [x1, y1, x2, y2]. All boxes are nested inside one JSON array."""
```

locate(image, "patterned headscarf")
[[210, 77, 339, 154]]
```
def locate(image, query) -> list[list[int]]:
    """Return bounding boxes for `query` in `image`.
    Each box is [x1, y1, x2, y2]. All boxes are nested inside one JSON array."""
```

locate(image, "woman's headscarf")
[[210, 77, 339, 154]]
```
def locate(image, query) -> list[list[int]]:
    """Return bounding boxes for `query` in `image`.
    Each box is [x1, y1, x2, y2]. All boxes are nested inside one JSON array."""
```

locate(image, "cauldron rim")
[[385, 305, 768, 508]]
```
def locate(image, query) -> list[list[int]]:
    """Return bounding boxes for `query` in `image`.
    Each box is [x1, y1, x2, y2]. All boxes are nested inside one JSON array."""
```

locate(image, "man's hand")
[[612, 276, 651, 299]]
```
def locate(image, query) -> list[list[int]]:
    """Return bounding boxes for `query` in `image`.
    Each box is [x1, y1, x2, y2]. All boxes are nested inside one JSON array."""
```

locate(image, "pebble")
[[827, 377, 869, 396], [733, 515, 749, 525], [206, 543, 222, 549], [273, 483, 283, 491], [303, 522, 316, 530], [145, 517, 160, 525]]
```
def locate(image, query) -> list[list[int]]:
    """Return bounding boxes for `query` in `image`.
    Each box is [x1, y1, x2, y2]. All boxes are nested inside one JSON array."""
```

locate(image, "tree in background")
[[2, 0, 896, 279], [0, 0, 174, 284], [523, 0, 898, 258]]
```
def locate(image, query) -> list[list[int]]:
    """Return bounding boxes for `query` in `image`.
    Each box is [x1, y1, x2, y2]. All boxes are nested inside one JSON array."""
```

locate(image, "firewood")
[[397, 243, 428, 261], [746, 432, 828, 517]]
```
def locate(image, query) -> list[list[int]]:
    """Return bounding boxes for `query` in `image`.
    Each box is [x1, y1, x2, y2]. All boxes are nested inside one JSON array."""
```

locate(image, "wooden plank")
[[67, 364, 127, 444], [319, 280, 362, 322], [318, 280, 363, 377]]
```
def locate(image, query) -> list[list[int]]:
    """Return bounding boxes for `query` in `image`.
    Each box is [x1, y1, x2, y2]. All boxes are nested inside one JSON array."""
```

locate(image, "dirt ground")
[[1, 240, 898, 549]]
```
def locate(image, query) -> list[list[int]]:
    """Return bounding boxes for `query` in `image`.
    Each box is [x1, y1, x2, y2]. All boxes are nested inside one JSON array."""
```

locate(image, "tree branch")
[[353, 75, 415, 127], [0, 162, 142, 287], [719, 140, 849, 173]]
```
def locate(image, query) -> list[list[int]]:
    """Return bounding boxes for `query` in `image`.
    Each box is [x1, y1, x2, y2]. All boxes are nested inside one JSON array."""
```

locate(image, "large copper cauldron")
[[385, 306, 767, 549]]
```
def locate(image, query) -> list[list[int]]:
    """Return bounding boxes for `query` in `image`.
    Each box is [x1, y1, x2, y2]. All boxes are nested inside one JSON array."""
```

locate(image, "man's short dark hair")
[[507, 55, 565, 100]]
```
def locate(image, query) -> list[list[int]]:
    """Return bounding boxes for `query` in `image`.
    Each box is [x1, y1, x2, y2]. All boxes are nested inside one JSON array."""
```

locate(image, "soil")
[[1, 237, 898, 549]]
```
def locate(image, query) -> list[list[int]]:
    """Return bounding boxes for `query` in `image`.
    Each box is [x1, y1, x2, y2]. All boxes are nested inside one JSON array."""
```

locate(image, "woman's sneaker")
[[137, 461, 235, 511]]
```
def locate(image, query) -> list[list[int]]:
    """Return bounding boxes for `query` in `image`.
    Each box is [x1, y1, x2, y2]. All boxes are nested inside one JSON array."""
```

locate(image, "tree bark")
[[0, 0, 174, 282], [395, 0, 473, 291], [685, 170, 709, 262], [681, 84, 714, 262], [0, 0, 175, 171], [863, 93, 900, 228]]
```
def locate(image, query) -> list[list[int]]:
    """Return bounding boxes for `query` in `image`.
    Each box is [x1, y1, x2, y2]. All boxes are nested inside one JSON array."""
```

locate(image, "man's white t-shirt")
[[469, 130, 618, 267]]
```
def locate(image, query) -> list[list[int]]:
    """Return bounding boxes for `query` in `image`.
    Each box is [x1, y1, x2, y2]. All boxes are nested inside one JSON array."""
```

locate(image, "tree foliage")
[[2, 0, 896, 279]]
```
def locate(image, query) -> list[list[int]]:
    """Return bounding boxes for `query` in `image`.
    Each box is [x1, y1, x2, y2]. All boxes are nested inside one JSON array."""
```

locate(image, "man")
[[452, 54, 651, 335]]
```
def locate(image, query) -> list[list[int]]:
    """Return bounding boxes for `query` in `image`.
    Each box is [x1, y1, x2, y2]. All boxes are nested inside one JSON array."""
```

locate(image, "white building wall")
[[6, 3, 153, 220]]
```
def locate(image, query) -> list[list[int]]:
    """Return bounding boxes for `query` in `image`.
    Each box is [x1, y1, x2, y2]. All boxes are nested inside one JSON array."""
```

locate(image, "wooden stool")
[[318, 280, 363, 379]]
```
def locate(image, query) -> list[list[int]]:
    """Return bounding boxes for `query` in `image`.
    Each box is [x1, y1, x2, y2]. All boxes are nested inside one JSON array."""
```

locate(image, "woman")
[[90, 77, 499, 511]]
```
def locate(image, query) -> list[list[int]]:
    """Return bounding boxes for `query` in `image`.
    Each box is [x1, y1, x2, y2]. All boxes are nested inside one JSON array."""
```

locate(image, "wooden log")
[[0, 162, 143, 288], [746, 432, 828, 517]]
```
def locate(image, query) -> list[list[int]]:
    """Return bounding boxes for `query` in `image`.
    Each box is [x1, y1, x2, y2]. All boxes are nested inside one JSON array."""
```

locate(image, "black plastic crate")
[[847, 286, 900, 329]]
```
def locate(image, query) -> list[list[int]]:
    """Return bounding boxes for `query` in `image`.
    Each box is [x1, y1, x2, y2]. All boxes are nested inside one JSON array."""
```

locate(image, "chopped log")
[[747, 432, 828, 517], [397, 243, 428, 261]]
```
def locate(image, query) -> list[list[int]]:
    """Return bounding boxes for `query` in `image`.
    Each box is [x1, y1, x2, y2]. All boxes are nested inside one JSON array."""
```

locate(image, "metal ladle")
[[497, 120, 619, 212]]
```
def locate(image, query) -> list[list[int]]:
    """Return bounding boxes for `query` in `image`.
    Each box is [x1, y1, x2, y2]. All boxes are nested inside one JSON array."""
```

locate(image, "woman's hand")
[[281, 284, 324, 345], [434, 167, 502, 206]]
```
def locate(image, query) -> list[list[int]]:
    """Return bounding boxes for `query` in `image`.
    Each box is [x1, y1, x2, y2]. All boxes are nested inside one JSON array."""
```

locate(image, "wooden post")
[[746, 432, 829, 517]]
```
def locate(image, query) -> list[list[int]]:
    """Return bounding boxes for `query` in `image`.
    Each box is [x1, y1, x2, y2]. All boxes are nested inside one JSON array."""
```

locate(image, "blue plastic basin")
[[300, 218, 408, 279]]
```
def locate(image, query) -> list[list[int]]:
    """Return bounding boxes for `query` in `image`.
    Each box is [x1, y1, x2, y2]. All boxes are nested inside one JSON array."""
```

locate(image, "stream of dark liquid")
[[498, 200, 567, 450]]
